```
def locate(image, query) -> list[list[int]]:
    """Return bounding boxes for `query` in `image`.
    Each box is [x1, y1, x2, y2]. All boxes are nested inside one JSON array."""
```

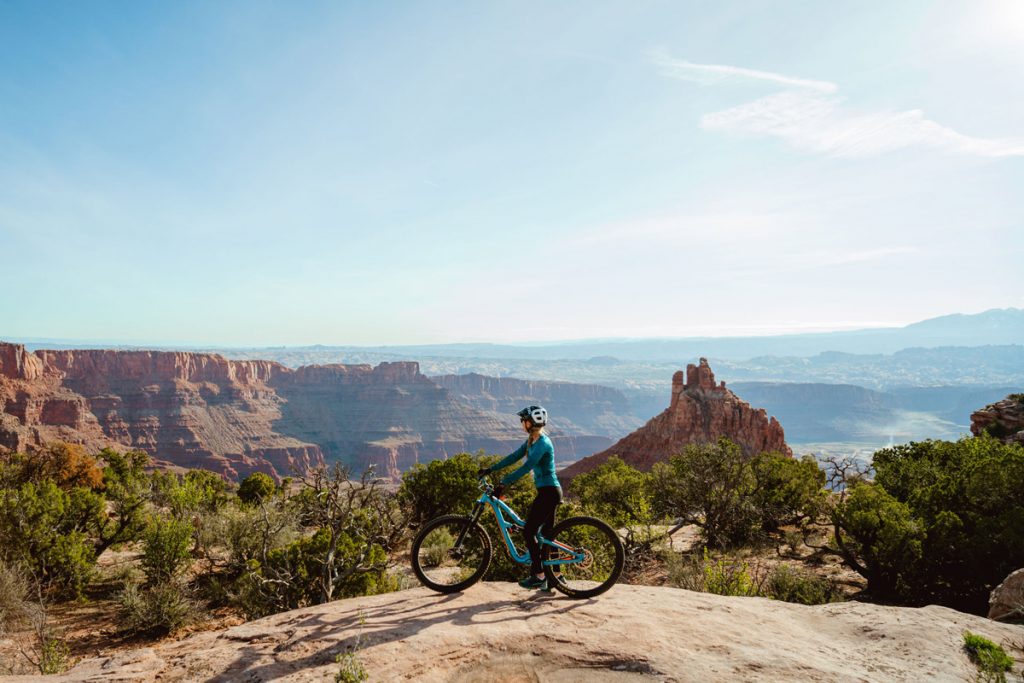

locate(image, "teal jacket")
[[494, 434, 560, 489]]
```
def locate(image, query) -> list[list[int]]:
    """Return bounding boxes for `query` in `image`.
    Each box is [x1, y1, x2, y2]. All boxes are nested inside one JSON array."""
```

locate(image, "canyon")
[[0, 342, 628, 480]]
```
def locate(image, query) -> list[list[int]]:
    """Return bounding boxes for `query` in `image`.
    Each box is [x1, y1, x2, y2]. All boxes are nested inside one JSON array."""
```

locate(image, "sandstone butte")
[[6, 583, 1022, 682], [971, 393, 1024, 446], [561, 358, 792, 479], [0, 342, 632, 482]]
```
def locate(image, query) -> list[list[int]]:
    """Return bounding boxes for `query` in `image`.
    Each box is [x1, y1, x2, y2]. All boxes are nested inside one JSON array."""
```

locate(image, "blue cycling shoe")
[[518, 575, 546, 589]]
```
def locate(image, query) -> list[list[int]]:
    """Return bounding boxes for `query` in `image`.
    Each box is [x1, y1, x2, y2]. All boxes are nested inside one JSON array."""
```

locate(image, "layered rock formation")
[[1, 343, 324, 480], [2, 343, 628, 481], [971, 394, 1024, 445], [13, 583, 1022, 682], [562, 358, 791, 477]]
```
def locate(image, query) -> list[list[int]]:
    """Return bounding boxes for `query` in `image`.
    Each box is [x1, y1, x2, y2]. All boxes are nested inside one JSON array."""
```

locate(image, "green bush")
[[37, 636, 70, 675], [152, 469, 228, 519], [569, 455, 654, 528], [236, 528, 395, 618], [142, 515, 195, 583], [119, 579, 199, 635], [701, 551, 759, 597], [663, 549, 762, 597], [399, 452, 488, 524], [832, 436, 1024, 611], [218, 499, 300, 573], [0, 480, 99, 597], [649, 439, 761, 548], [419, 528, 455, 567], [963, 631, 1014, 683], [751, 452, 827, 532], [766, 565, 843, 605], [238, 471, 276, 505], [650, 440, 829, 549], [95, 449, 151, 554]]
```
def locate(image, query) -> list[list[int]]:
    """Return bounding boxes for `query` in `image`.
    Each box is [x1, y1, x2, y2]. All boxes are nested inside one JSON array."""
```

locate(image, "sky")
[[1, 0, 1022, 346]]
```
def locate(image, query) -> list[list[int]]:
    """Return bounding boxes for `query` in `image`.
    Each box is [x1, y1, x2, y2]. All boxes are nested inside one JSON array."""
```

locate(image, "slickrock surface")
[[563, 359, 791, 477], [8, 583, 1023, 682], [971, 394, 1024, 445], [0, 342, 628, 480]]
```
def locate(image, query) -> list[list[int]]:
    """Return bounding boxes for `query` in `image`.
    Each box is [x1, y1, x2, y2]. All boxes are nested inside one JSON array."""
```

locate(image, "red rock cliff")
[[0, 343, 529, 481], [970, 394, 1024, 446], [0, 343, 319, 480], [561, 358, 792, 478]]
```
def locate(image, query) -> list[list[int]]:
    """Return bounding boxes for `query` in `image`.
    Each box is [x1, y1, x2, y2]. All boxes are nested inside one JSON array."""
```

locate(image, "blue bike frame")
[[473, 489, 585, 568]]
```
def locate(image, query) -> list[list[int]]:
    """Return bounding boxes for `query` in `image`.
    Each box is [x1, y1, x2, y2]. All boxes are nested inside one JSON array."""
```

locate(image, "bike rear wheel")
[[411, 514, 492, 593], [542, 516, 624, 599]]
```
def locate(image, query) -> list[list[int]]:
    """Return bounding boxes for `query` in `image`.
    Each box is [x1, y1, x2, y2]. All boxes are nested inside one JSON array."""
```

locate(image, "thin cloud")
[[650, 51, 837, 94], [653, 51, 1024, 159], [701, 91, 1024, 158]]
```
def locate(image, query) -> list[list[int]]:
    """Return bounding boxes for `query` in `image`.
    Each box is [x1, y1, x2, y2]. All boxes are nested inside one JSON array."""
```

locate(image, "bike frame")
[[463, 487, 585, 568]]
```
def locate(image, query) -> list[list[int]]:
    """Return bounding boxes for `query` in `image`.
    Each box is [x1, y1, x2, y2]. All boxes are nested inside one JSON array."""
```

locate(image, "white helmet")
[[517, 405, 548, 427]]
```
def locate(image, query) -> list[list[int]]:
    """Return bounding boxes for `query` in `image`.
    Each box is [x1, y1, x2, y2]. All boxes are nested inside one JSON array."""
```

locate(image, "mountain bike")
[[410, 474, 624, 599]]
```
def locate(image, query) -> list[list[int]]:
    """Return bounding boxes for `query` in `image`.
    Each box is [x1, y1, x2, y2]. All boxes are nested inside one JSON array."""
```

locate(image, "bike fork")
[[453, 502, 485, 550]]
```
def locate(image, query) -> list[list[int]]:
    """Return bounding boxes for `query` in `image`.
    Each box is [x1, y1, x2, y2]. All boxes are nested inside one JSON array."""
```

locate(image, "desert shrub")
[[141, 514, 195, 583], [751, 452, 827, 531], [152, 469, 228, 519], [238, 471, 276, 505], [832, 436, 1024, 611], [419, 527, 455, 567], [0, 559, 32, 636], [650, 439, 761, 548], [766, 565, 843, 605], [569, 456, 661, 571], [0, 480, 99, 597], [221, 500, 300, 571], [651, 440, 829, 550], [37, 636, 70, 675], [235, 466, 405, 617], [963, 632, 1014, 683], [335, 650, 369, 683], [398, 452, 489, 524], [663, 548, 765, 597], [94, 448, 151, 554], [5, 443, 104, 490], [701, 551, 761, 597], [119, 578, 199, 635], [569, 456, 654, 528], [0, 559, 69, 675], [236, 527, 395, 618]]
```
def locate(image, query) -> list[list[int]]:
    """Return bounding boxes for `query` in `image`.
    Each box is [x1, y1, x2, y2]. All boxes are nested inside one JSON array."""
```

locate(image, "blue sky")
[[1, 0, 1022, 345]]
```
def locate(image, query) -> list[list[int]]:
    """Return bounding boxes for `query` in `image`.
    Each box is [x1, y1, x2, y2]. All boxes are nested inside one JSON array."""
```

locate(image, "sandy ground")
[[4, 582, 1023, 683]]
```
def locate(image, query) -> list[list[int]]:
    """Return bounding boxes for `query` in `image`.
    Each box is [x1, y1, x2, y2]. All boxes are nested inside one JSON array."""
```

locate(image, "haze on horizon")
[[1, 1, 1022, 347]]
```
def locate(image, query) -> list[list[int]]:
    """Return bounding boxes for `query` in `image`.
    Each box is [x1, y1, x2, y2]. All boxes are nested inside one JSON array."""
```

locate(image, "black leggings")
[[524, 486, 562, 574]]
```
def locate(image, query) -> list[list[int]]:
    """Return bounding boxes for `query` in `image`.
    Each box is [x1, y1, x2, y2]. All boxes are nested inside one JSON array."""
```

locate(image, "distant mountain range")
[[270, 307, 1024, 361], [13, 308, 1024, 362]]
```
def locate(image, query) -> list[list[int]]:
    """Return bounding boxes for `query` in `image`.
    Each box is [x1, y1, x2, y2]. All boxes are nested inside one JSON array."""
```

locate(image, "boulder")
[[989, 567, 1024, 622]]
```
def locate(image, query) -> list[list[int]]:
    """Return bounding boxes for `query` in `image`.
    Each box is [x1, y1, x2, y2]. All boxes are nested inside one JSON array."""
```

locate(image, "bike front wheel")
[[411, 514, 492, 593], [542, 516, 624, 599]]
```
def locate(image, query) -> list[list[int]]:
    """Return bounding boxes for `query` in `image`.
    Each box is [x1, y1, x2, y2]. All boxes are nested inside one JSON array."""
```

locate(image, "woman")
[[481, 404, 562, 590]]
